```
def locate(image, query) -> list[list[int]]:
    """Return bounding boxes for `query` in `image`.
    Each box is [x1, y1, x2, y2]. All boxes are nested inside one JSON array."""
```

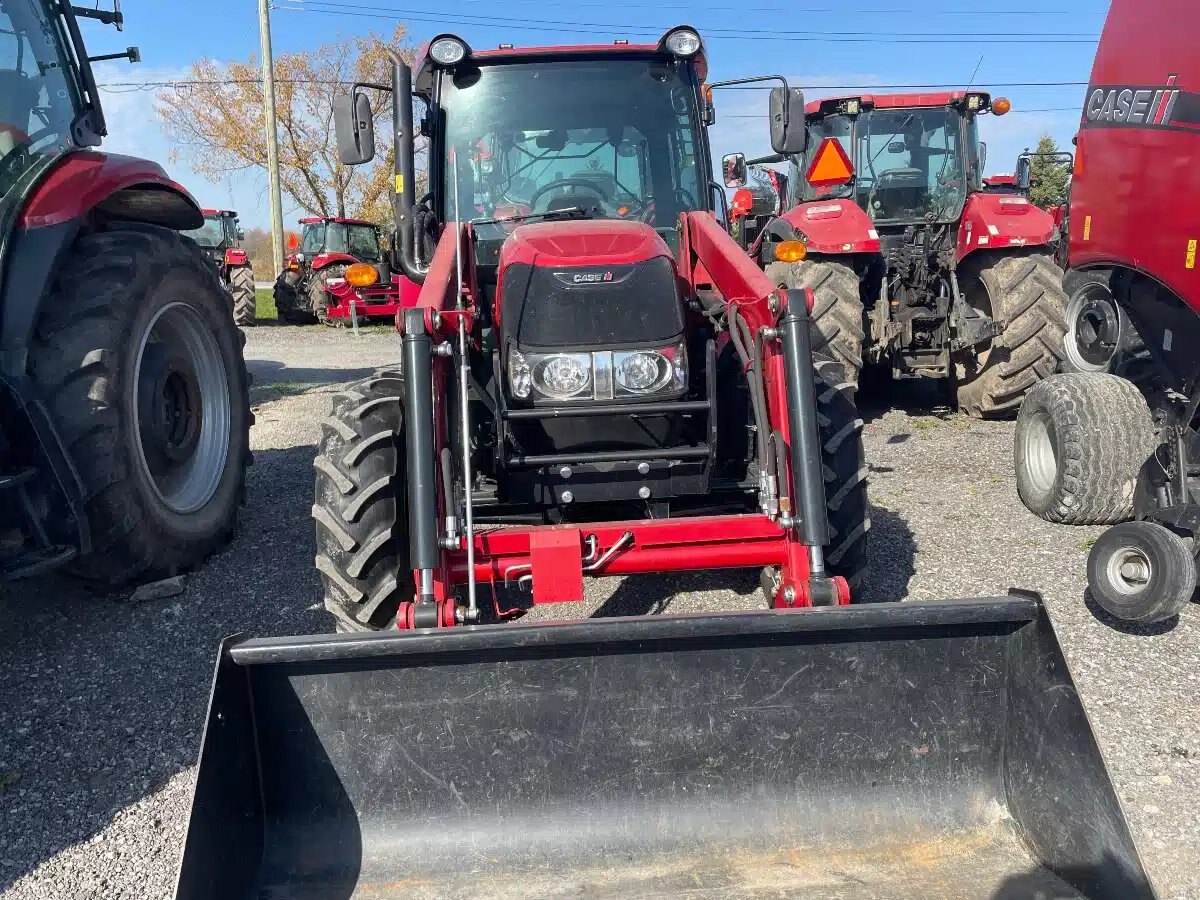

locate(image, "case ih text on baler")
[[176, 26, 1156, 900]]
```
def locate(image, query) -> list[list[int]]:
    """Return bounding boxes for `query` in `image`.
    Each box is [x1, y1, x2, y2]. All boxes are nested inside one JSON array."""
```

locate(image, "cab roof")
[[412, 33, 708, 96]]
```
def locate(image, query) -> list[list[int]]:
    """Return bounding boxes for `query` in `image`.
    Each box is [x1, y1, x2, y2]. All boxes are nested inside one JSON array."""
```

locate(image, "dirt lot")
[[1, 324, 1197, 899]]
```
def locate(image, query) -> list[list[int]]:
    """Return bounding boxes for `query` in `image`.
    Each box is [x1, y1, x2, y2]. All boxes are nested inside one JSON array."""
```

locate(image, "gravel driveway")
[[1, 326, 1196, 899]]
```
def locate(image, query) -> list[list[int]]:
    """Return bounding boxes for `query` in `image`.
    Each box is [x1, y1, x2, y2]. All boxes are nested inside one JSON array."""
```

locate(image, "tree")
[[1026, 134, 1071, 209], [156, 27, 422, 224], [240, 227, 275, 280]]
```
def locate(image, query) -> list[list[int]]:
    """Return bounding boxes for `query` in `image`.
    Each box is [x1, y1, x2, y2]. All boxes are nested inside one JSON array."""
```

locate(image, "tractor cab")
[[420, 35, 713, 271], [290, 216, 382, 268], [795, 93, 1002, 228], [183, 209, 242, 266]]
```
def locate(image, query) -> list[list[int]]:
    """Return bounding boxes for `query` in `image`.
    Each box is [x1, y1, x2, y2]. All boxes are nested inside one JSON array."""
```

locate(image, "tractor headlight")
[[662, 28, 702, 58], [614, 348, 683, 395], [535, 353, 592, 399], [430, 36, 468, 66], [508, 345, 687, 402]]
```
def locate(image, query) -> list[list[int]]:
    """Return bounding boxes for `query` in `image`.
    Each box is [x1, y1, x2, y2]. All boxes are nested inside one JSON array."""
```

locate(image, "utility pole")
[[258, 0, 285, 274]]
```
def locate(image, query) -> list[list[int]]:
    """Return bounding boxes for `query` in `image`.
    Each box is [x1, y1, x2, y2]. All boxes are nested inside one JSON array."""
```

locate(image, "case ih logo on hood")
[[554, 270, 616, 285], [1083, 75, 1200, 129]]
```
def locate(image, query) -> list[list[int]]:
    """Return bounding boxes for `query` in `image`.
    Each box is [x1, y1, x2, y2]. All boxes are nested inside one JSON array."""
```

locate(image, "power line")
[[274, 1, 1101, 43], [277, 0, 1103, 16], [726, 106, 1079, 117]]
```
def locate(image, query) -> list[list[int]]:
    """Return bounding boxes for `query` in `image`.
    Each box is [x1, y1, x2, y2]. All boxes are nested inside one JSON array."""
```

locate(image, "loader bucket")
[[175, 593, 1154, 900]]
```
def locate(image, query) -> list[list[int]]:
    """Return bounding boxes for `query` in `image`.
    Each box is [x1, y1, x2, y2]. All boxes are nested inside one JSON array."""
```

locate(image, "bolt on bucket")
[[175, 593, 1155, 900]]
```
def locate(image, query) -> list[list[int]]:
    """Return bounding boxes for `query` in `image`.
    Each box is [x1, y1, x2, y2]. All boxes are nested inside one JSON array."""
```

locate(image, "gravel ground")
[[1, 325, 1196, 899]]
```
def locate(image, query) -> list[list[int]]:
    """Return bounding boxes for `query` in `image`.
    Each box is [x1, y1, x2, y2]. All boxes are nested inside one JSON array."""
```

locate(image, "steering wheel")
[[529, 177, 612, 211]]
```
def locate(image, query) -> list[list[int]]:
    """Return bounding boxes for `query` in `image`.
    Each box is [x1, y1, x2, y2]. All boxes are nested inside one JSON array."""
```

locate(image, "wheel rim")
[[1065, 281, 1120, 372], [1104, 545, 1152, 596], [133, 302, 231, 514], [1020, 409, 1058, 500]]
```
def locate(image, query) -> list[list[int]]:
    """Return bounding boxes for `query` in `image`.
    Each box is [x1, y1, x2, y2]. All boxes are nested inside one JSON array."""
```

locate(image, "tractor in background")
[[0, 1, 249, 585], [182, 208, 256, 326], [272, 215, 385, 323], [1014, 0, 1200, 623], [724, 92, 1068, 417]]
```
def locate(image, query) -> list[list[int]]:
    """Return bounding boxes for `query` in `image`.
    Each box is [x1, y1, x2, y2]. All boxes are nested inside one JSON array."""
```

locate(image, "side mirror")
[[886, 140, 905, 154], [722, 153, 748, 189], [769, 86, 806, 155], [236, 228, 245, 241], [334, 91, 376, 166], [979, 141, 988, 171], [1016, 157, 1032, 192]]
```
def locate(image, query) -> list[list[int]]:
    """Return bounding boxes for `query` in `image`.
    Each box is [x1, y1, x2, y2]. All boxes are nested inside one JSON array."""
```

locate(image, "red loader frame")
[[396, 211, 847, 628]]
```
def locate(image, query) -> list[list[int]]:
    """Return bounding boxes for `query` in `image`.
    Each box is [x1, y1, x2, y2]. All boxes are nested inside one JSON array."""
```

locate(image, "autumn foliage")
[[155, 27, 421, 224]]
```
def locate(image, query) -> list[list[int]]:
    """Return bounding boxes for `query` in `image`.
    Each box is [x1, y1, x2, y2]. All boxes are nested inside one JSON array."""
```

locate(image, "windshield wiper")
[[472, 206, 592, 227]]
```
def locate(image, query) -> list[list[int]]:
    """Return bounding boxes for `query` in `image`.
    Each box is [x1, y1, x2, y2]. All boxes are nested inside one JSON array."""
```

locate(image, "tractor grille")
[[499, 257, 683, 349]]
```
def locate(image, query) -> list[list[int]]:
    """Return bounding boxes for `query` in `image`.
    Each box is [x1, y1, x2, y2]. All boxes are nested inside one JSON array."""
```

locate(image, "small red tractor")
[[0, 2, 250, 585], [177, 28, 1152, 900], [182, 208, 256, 326], [271, 215, 386, 323], [1015, 0, 1200, 623], [724, 92, 1068, 416]]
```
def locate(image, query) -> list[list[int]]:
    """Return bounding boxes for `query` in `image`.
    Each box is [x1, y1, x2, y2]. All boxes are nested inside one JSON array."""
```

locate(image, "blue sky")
[[90, 0, 1109, 229]]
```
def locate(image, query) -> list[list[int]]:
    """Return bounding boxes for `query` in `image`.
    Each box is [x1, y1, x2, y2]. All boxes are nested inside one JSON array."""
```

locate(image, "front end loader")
[[176, 27, 1155, 899]]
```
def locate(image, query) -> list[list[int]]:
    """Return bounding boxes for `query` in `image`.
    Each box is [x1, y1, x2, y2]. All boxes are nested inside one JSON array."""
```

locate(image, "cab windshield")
[[799, 107, 968, 224], [438, 58, 707, 241], [183, 216, 225, 248], [301, 222, 381, 261]]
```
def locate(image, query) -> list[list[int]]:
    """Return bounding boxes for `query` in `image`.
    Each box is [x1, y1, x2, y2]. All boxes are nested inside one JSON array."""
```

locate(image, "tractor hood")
[[497, 218, 673, 272], [495, 219, 684, 350]]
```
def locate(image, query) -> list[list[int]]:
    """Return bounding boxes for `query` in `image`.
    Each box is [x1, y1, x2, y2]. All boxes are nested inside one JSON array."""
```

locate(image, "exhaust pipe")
[[389, 54, 425, 284]]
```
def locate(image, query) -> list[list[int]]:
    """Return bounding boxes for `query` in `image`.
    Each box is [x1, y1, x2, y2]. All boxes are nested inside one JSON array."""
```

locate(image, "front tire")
[[766, 257, 865, 391], [312, 371, 410, 631], [310, 264, 346, 326], [29, 225, 251, 584], [815, 356, 871, 593], [229, 265, 256, 327], [1060, 269, 1130, 374], [955, 252, 1067, 418], [273, 270, 315, 324], [1087, 521, 1196, 623], [1014, 373, 1156, 525]]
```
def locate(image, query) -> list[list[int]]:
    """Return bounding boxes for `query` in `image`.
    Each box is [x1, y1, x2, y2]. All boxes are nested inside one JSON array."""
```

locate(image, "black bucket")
[[175, 592, 1155, 900]]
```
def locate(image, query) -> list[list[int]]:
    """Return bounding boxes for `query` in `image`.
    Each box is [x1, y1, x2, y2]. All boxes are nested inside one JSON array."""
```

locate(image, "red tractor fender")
[[956, 193, 1056, 262], [776, 200, 880, 255], [224, 248, 250, 266], [310, 252, 360, 270], [18, 151, 202, 231]]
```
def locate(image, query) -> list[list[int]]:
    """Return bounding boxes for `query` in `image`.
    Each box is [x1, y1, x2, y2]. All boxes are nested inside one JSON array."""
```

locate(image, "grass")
[[1078, 536, 1098, 552], [912, 416, 941, 433], [255, 288, 277, 321]]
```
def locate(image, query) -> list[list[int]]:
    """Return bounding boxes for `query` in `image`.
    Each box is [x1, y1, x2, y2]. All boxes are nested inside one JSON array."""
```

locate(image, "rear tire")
[[1087, 521, 1196, 623], [273, 270, 315, 324], [312, 371, 410, 631], [816, 356, 870, 593], [229, 265, 256, 327], [28, 224, 251, 584], [766, 257, 865, 391], [955, 252, 1067, 418], [1014, 373, 1156, 525]]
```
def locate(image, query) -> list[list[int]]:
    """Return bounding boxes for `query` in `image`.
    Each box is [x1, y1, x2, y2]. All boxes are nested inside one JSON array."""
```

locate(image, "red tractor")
[[182, 208, 256, 326], [271, 215, 385, 324], [1014, 0, 1200, 623], [724, 92, 1068, 417], [0, 2, 250, 585], [311, 28, 869, 631]]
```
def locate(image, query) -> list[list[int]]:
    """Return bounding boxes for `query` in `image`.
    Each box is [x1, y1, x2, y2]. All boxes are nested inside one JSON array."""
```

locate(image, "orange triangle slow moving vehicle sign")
[[805, 137, 855, 188]]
